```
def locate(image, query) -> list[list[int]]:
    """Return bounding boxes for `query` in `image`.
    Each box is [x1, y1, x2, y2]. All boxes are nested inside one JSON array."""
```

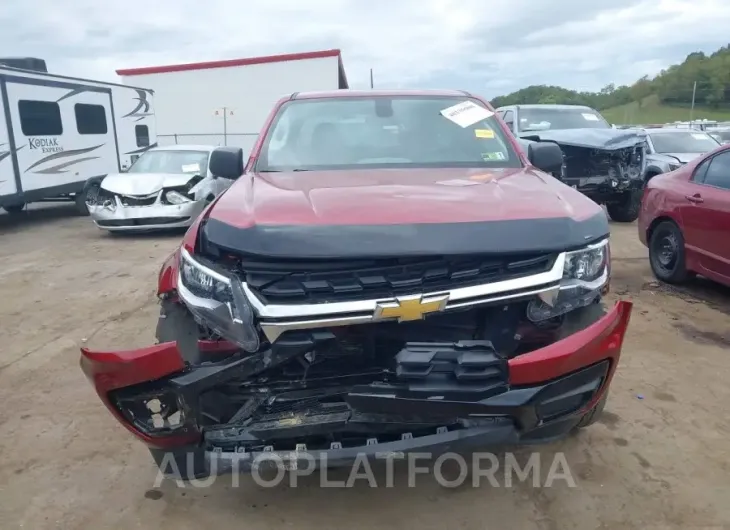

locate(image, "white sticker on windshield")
[[582, 113, 600, 121], [440, 100, 494, 128], [181, 163, 200, 173], [691, 133, 707, 140]]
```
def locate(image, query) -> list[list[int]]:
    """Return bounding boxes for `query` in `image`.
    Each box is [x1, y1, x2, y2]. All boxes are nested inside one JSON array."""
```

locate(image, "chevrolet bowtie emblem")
[[374, 294, 450, 322]]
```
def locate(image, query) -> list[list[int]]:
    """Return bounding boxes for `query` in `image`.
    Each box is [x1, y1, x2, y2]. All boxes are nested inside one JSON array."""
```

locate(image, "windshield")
[[518, 108, 609, 132], [649, 132, 720, 154], [256, 96, 521, 171], [711, 130, 730, 143], [128, 150, 209, 174]]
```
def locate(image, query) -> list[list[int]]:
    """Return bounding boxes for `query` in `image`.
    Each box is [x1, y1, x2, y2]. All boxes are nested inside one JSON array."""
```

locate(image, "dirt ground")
[[0, 205, 728, 530]]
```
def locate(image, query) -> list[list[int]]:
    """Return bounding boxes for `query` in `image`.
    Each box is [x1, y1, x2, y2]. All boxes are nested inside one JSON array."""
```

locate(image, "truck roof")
[[507, 104, 596, 111], [291, 89, 472, 100], [150, 144, 216, 152]]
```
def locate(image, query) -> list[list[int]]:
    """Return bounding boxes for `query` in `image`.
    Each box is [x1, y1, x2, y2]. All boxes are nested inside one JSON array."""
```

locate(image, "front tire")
[[606, 189, 642, 223], [3, 203, 26, 214], [648, 220, 692, 283], [75, 184, 99, 216]]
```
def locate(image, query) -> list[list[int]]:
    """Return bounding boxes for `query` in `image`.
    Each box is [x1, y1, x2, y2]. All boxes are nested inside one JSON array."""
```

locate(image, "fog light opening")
[[115, 390, 186, 435]]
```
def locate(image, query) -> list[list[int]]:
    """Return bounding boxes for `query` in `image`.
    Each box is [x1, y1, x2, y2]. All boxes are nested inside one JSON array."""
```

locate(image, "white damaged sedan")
[[85, 145, 235, 232]]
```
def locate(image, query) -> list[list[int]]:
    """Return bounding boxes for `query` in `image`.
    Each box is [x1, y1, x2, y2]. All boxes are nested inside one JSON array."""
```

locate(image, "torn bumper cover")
[[80, 300, 632, 477], [87, 189, 206, 231]]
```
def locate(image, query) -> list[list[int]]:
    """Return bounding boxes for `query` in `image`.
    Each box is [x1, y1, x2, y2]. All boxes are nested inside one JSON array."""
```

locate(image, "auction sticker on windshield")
[[440, 100, 494, 128], [181, 163, 200, 173], [582, 113, 600, 121], [474, 129, 495, 138], [482, 152, 506, 161]]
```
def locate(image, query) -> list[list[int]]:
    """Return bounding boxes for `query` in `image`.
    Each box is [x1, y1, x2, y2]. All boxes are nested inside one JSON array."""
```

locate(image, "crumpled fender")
[[157, 249, 180, 297], [158, 197, 219, 296]]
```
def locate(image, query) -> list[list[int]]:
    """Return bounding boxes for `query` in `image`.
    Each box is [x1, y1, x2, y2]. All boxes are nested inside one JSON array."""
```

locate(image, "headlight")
[[178, 248, 260, 352], [563, 239, 608, 283], [668, 163, 681, 171], [180, 254, 231, 303], [526, 239, 609, 323], [166, 190, 192, 205]]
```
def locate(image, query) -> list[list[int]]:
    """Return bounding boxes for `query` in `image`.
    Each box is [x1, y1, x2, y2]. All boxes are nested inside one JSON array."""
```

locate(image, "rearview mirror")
[[527, 142, 564, 174], [209, 147, 244, 179]]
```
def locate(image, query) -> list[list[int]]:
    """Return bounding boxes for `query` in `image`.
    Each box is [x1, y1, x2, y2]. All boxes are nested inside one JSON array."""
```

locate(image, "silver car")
[[86, 145, 235, 232], [644, 128, 721, 179]]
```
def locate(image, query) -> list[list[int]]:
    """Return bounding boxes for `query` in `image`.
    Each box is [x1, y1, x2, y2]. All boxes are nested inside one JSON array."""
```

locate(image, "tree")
[[490, 44, 730, 111]]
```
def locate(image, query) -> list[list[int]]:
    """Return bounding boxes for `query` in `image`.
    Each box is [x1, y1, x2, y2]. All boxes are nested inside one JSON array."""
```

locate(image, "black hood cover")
[[199, 213, 610, 260]]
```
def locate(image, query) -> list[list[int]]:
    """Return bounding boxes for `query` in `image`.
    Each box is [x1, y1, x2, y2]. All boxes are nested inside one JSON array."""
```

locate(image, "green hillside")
[[602, 95, 730, 124], [490, 45, 730, 125]]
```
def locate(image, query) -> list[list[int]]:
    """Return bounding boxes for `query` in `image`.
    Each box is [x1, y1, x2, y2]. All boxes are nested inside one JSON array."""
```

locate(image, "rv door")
[[0, 80, 17, 196], [5, 80, 119, 195]]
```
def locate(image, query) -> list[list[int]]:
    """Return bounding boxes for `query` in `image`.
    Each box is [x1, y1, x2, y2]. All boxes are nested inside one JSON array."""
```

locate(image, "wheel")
[[573, 392, 608, 430], [75, 183, 100, 216], [648, 220, 692, 283], [3, 203, 26, 214], [606, 189, 642, 223]]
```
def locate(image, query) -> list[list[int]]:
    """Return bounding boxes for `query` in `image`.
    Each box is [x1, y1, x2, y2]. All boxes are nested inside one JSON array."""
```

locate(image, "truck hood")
[[100, 172, 197, 196], [520, 128, 645, 150], [200, 168, 609, 258]]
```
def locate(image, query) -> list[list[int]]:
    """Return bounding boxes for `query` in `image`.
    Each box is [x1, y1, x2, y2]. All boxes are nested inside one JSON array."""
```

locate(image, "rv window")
[[135, 125, 150, 147], [18, 100, 62, 136], [75, 104, 107, 135]]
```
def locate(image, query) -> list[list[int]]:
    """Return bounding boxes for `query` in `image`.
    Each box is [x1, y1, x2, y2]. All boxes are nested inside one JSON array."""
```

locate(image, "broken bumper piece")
[[88, 196, 206, 231], [80, 301, 632, 478], [203, 359, 609, 474]]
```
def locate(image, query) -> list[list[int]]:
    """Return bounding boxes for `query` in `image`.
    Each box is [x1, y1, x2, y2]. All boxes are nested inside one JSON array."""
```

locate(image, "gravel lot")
[[0, 205, 728, 530]]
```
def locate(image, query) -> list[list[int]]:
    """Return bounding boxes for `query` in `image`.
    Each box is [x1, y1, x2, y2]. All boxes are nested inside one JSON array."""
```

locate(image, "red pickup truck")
[[81, 90, 632, 479]]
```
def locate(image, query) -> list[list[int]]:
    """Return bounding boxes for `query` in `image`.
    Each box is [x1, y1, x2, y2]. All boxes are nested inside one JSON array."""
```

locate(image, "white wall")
[[120, 56, 341, 157]]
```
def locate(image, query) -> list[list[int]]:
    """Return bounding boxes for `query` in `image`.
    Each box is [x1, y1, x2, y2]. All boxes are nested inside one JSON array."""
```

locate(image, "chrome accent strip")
[[244, 253, 566, 320], [259, 284, 562, 343]]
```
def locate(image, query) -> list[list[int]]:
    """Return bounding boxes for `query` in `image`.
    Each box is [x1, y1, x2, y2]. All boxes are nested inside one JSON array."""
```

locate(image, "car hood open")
[[198, 167, 609, 259], [520, 128, 645, 150], [100, 172, 198, 196]]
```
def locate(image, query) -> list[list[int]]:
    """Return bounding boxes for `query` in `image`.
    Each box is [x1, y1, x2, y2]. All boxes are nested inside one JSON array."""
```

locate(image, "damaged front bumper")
[[521, 129, 647, 202], [88, 192, 206, 231], [80, 300, 632, 478]]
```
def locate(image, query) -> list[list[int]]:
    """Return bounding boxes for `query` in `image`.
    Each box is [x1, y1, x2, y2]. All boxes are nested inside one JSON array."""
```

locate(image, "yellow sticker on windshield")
[[474, 129, 495, 139]]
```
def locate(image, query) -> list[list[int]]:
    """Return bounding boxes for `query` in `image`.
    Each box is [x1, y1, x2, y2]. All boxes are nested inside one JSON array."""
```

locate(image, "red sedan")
[[639, 143, 730, 286]]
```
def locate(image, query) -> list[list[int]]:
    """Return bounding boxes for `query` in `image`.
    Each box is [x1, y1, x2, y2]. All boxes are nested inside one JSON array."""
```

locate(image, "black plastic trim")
[[201, 211, 609, 259]]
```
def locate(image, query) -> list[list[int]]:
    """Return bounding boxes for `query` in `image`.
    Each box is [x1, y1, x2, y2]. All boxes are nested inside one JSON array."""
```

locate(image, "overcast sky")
[[3, 0, 730, 99]]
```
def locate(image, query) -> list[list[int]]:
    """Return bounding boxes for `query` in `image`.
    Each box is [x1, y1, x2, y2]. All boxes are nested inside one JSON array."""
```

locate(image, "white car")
[[85, 145, 236, 232]]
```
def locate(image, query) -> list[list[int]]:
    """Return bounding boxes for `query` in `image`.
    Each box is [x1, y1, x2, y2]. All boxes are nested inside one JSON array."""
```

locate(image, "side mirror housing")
[[209, 147, 244, 179], [527, 142, 564, 174]]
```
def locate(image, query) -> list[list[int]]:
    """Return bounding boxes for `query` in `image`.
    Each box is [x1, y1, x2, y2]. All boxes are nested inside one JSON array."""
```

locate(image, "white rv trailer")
[[0, 58, 157, 214]]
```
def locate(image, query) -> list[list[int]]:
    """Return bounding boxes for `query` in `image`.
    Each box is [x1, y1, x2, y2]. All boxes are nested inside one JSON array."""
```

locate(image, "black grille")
[[118, 194, 158, 207], [244, 253, 556, 304]]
